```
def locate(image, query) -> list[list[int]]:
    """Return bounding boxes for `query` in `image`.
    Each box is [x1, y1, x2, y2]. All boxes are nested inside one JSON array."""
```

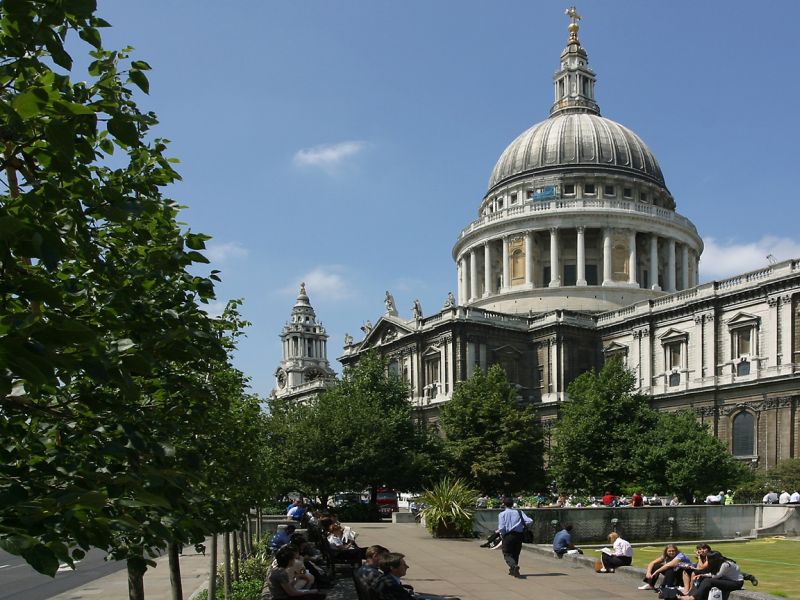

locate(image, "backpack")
[[708, 587, 723, 600]]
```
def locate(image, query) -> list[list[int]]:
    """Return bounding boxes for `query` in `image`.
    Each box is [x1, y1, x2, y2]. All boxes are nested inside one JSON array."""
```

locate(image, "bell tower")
[[273, 283, 336, 401]]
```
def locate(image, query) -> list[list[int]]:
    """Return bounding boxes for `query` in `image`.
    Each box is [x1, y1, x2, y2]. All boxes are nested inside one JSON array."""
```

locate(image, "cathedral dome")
[[488, 112, 666, 192]]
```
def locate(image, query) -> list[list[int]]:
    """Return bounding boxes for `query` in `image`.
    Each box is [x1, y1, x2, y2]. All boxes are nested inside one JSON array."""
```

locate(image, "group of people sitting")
[[637, 543, 757, 600], [354, 545, 460, 600]]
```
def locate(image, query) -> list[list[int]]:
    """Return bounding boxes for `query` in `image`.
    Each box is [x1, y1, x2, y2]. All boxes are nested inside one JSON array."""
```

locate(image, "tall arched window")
[[732, 412, 755, 457]]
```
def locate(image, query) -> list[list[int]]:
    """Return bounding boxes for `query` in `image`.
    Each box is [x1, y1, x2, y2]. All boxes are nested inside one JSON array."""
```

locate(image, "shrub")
[[195, 578, 264, 600], [418, 477, 477, 537]]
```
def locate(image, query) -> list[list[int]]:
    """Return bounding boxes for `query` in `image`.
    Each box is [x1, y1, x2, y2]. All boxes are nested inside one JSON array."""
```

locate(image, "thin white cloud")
[[293, 141, 367, 174], [200, 300, 227, 317], [282, 266, 354, 301], [205, 241, 249, 264], [700, 235, 800, 281]]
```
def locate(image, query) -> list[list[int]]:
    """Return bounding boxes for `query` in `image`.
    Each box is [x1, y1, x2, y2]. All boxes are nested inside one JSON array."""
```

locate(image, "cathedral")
[[276, 10, 800, 469]]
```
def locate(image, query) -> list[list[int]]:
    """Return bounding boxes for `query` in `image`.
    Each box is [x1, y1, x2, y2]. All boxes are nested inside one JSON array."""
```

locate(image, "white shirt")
[[790, 491, 800, 503], [779, 491, 791, 504], [613, 537, 633, 557]]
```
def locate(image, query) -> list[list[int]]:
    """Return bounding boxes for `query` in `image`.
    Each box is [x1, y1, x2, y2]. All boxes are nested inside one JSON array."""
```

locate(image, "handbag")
[[517, 510, 534, 543]]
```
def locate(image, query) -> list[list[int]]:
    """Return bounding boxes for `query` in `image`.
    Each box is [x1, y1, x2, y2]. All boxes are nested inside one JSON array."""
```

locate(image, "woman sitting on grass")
[[678, 551, 742, 600], [639, 544, 691, 590]]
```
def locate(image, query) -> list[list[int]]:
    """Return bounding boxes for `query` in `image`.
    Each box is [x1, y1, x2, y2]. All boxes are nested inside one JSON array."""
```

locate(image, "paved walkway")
[[46, 545, 210, 600], [43, 523, 777, 600], [355, 522, 648, 600]]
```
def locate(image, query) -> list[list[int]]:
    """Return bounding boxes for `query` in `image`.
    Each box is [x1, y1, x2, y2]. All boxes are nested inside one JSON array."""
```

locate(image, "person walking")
[[496, 497, 532, 577]]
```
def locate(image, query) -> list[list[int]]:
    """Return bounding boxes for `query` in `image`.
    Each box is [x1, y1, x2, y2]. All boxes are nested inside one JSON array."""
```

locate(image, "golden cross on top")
[[565, 6, 581, 24]]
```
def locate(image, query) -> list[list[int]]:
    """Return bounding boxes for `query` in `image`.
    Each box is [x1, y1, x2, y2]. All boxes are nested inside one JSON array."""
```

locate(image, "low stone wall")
[[474, 505, 800, 543]]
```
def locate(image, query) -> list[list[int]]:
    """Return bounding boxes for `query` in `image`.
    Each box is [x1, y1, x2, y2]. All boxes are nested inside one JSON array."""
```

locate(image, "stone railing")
[[596, 259, 798, 326], [457, 198, 698, 240]]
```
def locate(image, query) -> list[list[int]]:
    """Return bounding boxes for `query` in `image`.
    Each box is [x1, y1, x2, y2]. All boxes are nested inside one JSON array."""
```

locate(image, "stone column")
[[667, 239, 676, 292], [628, 230, 638, 286], [681, 244, 690, 290], [576, 226, 587, 286], [649, 235, 661, 290], [525, 231, 534, 287], [502, 237, 510, 291], [549, 227, 560, 287], [469, 249, 478, 301], [602, 228, 613, 285], [695, 255, 701, 286], [457, 258, 464, 305], [483, 242, 492, 297]]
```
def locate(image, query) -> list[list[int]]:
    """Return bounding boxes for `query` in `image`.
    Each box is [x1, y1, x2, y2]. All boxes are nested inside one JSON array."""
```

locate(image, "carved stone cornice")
[[694, 406, 717, 417], [633, 327, 650, 338], [718, 397, 795, 416]]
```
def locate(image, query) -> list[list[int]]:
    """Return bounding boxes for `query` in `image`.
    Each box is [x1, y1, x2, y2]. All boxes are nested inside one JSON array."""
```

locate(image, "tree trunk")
[[223, 532, 231, 599], [232, 532, 239, 582], [245, 516, 253, 555], [127, 557, 146, 600], [168, 542, 183, 600], [208, 534, 218, 600], [238, 530, 247, 559], [256, 507, 262, 541]]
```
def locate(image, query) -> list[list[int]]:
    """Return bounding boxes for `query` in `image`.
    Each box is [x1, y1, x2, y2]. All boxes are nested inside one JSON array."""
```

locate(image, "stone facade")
[[338, 12, 800, 469]]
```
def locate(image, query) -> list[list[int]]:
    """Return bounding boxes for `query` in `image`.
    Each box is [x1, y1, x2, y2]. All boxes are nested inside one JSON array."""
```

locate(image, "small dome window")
[[584, 183, 595, 196], [604, 185, 615, 197]]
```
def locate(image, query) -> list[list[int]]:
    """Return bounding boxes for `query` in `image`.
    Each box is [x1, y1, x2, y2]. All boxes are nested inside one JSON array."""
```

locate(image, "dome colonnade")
[[452, 6, 702, 314]]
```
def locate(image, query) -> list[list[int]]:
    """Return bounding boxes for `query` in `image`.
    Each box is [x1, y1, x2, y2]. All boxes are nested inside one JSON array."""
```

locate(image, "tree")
[[549, 358, 657, 493], [0, 2, 235, 596], [551, 358, 746, 500], [631, 410, 747, 503], [439, 365, 544, 494], [265, 352, 443, 502]]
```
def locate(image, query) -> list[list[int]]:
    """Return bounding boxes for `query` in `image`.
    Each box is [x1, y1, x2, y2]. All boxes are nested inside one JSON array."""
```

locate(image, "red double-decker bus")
[[375, 488, 399, 516]]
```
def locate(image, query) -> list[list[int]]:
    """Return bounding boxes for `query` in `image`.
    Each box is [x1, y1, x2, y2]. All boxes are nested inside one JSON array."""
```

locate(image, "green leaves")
[[440, 365, 544, 494], [107, 116, 139, 146]]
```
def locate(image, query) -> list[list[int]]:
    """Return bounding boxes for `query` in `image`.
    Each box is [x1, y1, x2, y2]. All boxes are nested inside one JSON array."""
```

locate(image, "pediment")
[[492, 344, 523, 357], [360, 315, 415, 347], [658, 327, 688, 342], [603, 341, 628, 354], [727, 312, 759, 328], [422, 344, 441, 357]]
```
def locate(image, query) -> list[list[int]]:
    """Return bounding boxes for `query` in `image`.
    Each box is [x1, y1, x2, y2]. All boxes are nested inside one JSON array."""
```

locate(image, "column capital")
[[576, 225, 585, 234]]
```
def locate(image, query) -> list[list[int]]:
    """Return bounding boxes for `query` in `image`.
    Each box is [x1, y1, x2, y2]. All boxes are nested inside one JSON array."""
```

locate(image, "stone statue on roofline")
[[442, 291, 456, 309], [412, 299, 423, 320], [384, 290, 398, 316]]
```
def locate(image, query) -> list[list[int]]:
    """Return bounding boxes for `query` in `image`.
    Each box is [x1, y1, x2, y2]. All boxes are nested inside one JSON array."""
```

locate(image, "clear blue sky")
[[93, 1, 800, 396]]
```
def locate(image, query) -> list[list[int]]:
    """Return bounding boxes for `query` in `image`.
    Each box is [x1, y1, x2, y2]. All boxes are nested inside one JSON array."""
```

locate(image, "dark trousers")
[[502, 531, 523, 569], [644, 564, 680, 587], [690, 578, 743, 600], [601, 553, 632, 570]]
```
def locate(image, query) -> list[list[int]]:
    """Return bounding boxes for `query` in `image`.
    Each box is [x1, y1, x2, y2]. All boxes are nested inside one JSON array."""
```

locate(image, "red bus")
[[376, 488, 399, 516]]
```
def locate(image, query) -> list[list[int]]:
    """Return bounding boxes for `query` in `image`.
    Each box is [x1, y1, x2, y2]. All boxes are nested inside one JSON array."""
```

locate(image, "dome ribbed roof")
[[488, 112, 665, 192]]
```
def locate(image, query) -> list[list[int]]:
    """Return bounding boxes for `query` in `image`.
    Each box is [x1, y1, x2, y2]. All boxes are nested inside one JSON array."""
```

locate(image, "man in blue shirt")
[[497, 497, 533, 577], [552, 523, 581, 557]]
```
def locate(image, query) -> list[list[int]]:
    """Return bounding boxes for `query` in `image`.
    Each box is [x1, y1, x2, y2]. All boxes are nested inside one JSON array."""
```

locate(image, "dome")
[[488, 112, 666, 192]]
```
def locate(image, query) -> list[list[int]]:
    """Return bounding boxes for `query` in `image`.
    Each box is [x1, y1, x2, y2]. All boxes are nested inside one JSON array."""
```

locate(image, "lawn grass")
[[630, 538, 800, 599]]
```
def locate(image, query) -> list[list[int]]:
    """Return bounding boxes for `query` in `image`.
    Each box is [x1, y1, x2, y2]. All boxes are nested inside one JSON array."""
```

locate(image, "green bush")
[[239, 555, 270, 583], [195, 578, 264, 600], [337, 502, 382, 522]]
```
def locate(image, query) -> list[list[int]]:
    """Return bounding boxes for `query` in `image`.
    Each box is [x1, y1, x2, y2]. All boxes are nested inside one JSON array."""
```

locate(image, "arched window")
[[732, 412, 755, 457]]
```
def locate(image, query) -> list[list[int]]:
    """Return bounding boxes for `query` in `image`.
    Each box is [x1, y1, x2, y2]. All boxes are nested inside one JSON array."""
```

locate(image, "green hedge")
[[336, 502, 382, 522]]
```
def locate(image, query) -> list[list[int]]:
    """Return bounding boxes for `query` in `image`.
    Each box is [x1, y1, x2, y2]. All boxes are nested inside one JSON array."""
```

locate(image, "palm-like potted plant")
[[418, 477, 478, 538]]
